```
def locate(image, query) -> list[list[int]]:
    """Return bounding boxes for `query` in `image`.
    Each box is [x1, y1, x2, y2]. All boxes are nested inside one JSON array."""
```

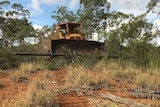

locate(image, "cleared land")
[[0, 62, 160, 107]]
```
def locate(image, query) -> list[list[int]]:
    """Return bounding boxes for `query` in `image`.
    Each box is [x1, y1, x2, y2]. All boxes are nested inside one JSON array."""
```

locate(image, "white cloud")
[[108, 0, 150, 17], [153, 19, 160, 29], [108, 0, 159, 22], [33, 24, 43, 30], [39, 0, 79, 9], [39, 0, 65, 5], [118, 8, 145, 16], [108, 0, 150, 10], [149, 19, 160, 46], [28, 0, 43, 16], [69, 0, 79, 9]]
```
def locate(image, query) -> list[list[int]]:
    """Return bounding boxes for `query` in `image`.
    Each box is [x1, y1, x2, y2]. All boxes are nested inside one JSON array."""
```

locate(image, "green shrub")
[[0, 48, 19, 70], [47, 57, 68, 70]]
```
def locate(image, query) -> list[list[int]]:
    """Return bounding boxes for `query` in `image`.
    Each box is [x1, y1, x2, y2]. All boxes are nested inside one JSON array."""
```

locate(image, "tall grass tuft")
[[136, 72, 160, 90], [19, 62, 45, 73], [65, 65, 109, 89], [30, 90, 55, 107], [114, 69, 136, 82], [10, 70, 29, 83]]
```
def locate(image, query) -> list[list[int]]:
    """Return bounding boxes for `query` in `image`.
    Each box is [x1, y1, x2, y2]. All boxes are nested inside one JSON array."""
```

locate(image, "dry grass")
[[30, 90, 57, 107], [3, 61, 160, 106], [135, 72, 160, 90], [9, 70, 29, 83], [85, 60, 160, 91], [95, 60, 160, 90], [88, 98, 121, 107], [2, 86, 59, 107], [5, 70, 60, 107], [9, 62, 46, 83], [19, 62, 45, 73], [65, 65, 109, 90], [2, 99, 30, 107]]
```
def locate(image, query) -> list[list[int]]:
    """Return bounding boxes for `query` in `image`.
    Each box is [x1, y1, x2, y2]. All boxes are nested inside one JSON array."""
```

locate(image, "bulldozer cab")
[[53, 22, 84, 40]]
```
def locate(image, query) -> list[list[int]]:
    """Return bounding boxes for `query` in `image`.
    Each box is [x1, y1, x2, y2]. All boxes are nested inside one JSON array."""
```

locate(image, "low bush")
[[0, 48, 19, 70], [47, 57, 68, 70]]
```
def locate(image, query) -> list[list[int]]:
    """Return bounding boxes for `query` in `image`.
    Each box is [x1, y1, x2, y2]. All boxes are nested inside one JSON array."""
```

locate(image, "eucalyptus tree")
[[104, 12, 134, 61], [147, 0, 160, 14], [52, 6, 78, 24], [108, 14, 155, 70], [146, 0, 160, 69], [78, 0, 110, 39], [0, 1, 36, 48]]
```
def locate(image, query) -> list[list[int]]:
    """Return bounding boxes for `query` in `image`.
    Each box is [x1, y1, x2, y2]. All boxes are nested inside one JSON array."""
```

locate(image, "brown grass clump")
[[135, 72, 160, 90], [9, 62, 46, 83], [10, 70, 29, 83], [19, 62, 45, 73], [114, 69, 136, 82], [6, 71, 60, 107], [94, 60, 160, 90], [30, 90, 57, 107], [2, 99, 30, 107], [29, 79, 60, 107], [65, 65, 109, 90]]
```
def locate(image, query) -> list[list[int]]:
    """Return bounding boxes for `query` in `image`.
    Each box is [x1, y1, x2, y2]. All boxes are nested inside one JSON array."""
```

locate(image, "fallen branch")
[[100, 93, 150, 107], [130, 89, 160, 99]]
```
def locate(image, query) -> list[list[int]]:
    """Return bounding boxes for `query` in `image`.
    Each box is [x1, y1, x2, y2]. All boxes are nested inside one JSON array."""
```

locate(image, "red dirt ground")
[[0, 70, 160, 107]]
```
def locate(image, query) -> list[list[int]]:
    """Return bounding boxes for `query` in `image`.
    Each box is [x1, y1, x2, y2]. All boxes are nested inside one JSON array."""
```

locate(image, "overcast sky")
[[10, 0, 160, 28]]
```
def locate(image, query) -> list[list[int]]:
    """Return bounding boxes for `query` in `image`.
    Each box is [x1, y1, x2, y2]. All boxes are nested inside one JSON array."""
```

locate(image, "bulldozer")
[[16, 22, 105, 57]]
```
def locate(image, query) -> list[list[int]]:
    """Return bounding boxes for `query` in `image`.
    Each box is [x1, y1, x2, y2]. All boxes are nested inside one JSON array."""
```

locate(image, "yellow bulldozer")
[[53, 22, 84, 40], [16, 22, 104, 57], [51, 22, 104, 57]]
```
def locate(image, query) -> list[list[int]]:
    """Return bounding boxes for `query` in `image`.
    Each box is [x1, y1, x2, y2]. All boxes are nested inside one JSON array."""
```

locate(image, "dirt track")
[[0, 70, 160, 107]]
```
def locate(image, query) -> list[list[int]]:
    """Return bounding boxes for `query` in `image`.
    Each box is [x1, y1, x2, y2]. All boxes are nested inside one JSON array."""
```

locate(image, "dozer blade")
[[51, 39, 105, 57], [15, 52, 65, 56]]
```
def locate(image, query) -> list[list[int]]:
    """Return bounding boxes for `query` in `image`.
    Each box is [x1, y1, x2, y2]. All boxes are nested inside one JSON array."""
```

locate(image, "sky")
[[10, 0, 160, 29], [11, 0, 80, 28]]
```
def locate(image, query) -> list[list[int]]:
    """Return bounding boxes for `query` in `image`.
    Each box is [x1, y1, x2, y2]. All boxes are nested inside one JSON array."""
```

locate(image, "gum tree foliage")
[[147, 0, 160, 14], [78, 0, 110, 39], [145, 0, 160, 69], [0, 0, 37, 69], [52, 0, 111, 39], [104, 12, 135, 60], [52, 6, 78, 24], [0, 0, 35, 48], [147, 0, 160, 38], [106, 14, 155, 70]]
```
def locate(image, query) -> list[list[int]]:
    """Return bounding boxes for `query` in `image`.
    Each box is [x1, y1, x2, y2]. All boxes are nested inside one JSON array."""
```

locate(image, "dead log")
[[130, 89, 160, 99], [100, 93, 150, 107]]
